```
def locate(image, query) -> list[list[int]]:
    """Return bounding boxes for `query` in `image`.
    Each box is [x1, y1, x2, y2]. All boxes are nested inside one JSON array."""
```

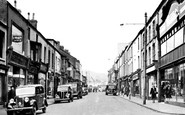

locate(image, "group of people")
[[150, 82, 173, 103], [120, 86, 131, 99]]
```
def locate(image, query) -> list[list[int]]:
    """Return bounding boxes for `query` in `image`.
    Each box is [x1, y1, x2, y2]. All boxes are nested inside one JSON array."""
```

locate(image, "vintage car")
[[67, 82, 82, 99], [54, 84, 73, 103], [82, 87, 88, 96], [6, 84, 48, 115], [105, 84, 117, 96]]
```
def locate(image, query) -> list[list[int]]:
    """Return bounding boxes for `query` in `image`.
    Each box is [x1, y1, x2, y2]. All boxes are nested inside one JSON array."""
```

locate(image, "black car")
[[6, 84, 48, 115], [105, 84, 117, 96], [55, 84, 73, 103]]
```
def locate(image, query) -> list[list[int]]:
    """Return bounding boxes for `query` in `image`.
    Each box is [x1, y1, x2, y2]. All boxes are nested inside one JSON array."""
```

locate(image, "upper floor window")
[[149, 26, 151, 41], [52, 53, 54, 69], [152, 43, 155, 60], [48, 50, 50, 67], [149, 47, 151, 65], [12, 24, 23, 54], [44, 47, 46, 63], [30, 41, 41, 62], [0, 30, 5, 58], [152, 20, 156, 37]]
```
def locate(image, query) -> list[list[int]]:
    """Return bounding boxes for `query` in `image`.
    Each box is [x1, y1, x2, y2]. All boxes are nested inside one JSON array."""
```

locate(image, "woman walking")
[[150, 85, 157, 103]]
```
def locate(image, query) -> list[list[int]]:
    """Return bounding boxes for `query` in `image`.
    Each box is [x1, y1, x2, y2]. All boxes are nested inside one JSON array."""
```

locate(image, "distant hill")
[[83, 70, 108, 86]]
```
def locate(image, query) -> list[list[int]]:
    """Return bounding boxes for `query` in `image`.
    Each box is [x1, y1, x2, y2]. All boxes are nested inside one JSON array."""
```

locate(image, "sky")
[[8, 0, 162, 74]]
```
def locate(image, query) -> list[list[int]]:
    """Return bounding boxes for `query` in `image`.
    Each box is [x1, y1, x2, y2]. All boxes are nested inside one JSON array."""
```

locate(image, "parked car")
[[6, 84, 48, 115], [67, 82, 83, 99], [105, 84, 117, 96], [82, 87, 88, 96], [55, 84, 73, 103]]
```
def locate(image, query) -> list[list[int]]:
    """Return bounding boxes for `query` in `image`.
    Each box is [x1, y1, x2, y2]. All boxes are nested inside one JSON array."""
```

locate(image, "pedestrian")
[[8, 86, 16, 100], [150, 85, 157, 103], [165, 84, 172, 102], [161, 82, 166, 101]]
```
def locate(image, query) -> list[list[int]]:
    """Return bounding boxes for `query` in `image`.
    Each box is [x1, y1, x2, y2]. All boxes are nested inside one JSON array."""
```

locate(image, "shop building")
[[0, 21, 9, 106], [1, 2, 30, 89], [158, 0, 185, 104]]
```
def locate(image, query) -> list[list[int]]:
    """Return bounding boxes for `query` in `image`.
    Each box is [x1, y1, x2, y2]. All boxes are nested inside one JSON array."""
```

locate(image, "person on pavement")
[[150, 85, 157, 103]]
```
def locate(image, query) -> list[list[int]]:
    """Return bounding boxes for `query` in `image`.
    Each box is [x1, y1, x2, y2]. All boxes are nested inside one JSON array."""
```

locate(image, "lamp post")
[[143, 12, 147, 105]]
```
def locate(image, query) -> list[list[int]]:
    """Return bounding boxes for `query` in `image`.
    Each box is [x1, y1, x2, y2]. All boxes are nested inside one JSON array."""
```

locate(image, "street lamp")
[[120, 23, 144, 26]]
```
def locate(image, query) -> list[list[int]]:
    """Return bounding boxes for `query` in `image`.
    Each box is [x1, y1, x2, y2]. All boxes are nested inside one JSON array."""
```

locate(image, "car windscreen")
[[57, 86, 68, 91], [16, 87, 35, 96], [108, 85, 116, 89]]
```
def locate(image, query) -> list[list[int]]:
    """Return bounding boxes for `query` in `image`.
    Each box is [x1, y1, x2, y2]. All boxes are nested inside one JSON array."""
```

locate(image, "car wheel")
[[42, 107, 46, 113], [31, 106, 36, 115], [68, 99, 70, 103]]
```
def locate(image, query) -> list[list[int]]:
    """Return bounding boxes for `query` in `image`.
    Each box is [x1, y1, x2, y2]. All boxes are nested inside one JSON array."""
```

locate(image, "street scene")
[[1, 0, 185, 115]]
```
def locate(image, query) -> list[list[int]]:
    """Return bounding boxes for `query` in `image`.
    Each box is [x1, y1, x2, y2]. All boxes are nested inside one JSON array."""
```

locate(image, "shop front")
[[146, 65, 157, 99], [7, 51, 29, 88], [132, 74, 140, 97], [47, 71, 54, 98], [39, 62, 48, 97], [27, 60, 40, 84], [0, 64, 9, 105], [160, 62, 185, 104]]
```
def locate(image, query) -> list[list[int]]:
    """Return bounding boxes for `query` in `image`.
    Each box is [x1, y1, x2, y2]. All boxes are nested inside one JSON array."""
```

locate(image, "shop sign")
[[28, 61, 40, 74], [179, 0, 185, 19], [9, 51, 28, 68], [160, 2, 179, 37], [132, 74, 138, 81], [40, 63, 48, 73], [146, 66, 155, 74]]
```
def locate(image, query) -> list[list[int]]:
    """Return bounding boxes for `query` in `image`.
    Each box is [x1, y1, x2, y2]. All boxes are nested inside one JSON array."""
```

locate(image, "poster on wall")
[[12, 25, 23, 54]]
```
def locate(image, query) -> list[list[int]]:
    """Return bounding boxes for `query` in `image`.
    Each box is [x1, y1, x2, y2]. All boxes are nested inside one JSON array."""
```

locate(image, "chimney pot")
[[28, 12, 30, 20], [32, 13, 35, 20], [14, 0, 17, 8]]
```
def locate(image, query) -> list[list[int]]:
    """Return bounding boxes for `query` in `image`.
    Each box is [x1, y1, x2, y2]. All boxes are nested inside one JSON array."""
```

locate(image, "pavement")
[[120, 95, 185, 115]]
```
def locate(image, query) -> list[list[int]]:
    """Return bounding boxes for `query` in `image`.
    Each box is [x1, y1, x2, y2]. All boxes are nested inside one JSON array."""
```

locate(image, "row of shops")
[[0, 1, 84, 107], [110, 0, 185, 107]]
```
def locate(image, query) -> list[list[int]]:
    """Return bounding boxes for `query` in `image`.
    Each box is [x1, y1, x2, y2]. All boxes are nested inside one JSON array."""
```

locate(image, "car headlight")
[[66, 93, 70, 98], [30, 100, 34, 105], [24, 97, 29, 103], [55, 94, 60, 98]]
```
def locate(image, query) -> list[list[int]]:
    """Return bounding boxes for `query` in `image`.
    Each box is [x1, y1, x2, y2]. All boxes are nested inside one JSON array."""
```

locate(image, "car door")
[[38, 86, 44, 107], [36, 86, 44, 108]]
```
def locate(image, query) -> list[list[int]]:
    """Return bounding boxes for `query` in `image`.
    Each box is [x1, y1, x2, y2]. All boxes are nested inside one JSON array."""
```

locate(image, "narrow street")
[[39, 92, 164, 115]]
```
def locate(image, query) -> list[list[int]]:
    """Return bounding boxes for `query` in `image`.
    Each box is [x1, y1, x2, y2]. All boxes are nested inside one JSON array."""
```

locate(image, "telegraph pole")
[[143, 12, 147, 105]]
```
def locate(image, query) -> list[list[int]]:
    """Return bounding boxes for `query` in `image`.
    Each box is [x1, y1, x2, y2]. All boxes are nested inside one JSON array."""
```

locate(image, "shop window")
[[165, 68, 174, 79]]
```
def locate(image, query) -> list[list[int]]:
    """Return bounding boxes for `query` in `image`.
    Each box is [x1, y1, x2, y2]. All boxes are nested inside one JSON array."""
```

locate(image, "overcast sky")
[[8, 0, 162, 74]]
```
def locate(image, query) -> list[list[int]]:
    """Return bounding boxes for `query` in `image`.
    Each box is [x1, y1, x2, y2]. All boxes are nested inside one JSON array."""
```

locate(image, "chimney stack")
[[29, 13, 38, 28]]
